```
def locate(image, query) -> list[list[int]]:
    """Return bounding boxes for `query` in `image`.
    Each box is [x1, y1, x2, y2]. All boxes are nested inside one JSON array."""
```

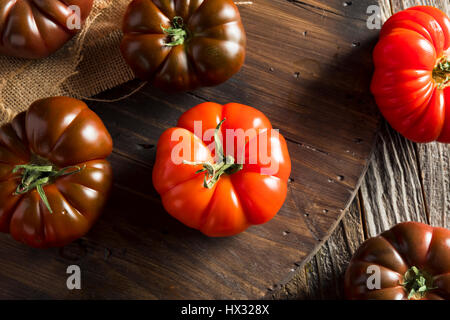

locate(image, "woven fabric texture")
[[0, 0, 134, 125]]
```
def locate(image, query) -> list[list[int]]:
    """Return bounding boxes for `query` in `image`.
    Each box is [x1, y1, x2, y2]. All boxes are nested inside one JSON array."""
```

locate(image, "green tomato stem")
[[183, 119, 243, 189], [402, 266, 436, 300], [12, 156, 85, 213], [161, 16, 188, 47], [433, 57, 450, 89]]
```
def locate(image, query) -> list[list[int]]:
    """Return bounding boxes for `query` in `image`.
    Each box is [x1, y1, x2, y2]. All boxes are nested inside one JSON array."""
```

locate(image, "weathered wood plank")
[[390, 0, 449, 12], [417, 143, 450, 228], [360, 122, 428, 237], [379, 0, 393, 21], [272, 193, 365, 299]]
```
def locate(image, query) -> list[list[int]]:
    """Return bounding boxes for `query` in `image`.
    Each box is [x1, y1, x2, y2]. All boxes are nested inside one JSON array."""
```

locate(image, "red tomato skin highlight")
[[371, 6, 450, 143]]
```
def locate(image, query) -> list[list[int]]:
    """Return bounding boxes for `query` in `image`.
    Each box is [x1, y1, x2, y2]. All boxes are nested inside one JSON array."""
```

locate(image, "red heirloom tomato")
[[121, 0, 246, 91], [345, 222, 450, 300], [152, 102, 291, 236], [0, 0, 94, 59], [0, 97, 113, 248], [371, 6, 450, 143]]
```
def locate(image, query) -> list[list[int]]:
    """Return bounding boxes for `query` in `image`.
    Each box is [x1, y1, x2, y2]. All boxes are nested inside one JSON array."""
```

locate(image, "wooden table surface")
[[272, 0, 450, 300], [0, 0, 382, 299]]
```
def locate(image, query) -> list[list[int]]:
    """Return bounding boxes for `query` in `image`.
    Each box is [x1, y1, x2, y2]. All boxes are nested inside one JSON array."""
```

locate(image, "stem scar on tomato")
[[433, 56, 450, 89], [161, 16, 189, 47], [402, 266, 437, 300], [12, 155, 85, 213], [183, 119, 244, 189]]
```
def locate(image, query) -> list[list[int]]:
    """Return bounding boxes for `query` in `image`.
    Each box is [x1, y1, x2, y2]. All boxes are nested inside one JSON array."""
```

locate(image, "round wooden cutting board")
[[0, 0, 381, 299]]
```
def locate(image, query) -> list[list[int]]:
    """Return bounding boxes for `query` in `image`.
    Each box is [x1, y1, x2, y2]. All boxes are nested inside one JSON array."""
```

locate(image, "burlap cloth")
[[0, 0, 135, 125]]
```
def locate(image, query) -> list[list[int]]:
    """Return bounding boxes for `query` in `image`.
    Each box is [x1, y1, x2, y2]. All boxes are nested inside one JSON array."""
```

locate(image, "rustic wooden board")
[[0, 0, 381, 299], [271, 196, 365, 300], [272, 0, 450, 300]]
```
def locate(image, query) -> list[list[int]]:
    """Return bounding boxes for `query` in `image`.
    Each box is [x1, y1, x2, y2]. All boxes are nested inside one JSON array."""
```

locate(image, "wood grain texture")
[[417, 143, 450, 228], [271, 195, 365, 299], [360, 122, 428, 237], [389, 0, 449, 12], [0, 0, 381, 299]]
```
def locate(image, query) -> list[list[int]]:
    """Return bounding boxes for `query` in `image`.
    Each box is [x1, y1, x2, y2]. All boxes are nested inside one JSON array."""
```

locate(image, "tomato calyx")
[[432, 57, 450, 89], [183, 119, 243, 189], [402, 266, 437, 300], [161, 16, 188, 47], [12, 155, 85, 213]]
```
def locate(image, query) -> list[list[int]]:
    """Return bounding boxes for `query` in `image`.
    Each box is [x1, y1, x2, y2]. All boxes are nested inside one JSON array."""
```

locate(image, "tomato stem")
[[183, 119, 243, 189], [433, 57, 450, 89], [12, 155, 85, 213], [402, 266, 436, 300], [161, 16, 188, 47]]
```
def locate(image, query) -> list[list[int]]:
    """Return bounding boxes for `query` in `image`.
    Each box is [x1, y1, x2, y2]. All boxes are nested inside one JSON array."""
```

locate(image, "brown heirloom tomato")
[[0, 0, 94, 59], [0, 97, 113, 248], [345, 222, 450, 300], [121, 0, 246, 91]]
